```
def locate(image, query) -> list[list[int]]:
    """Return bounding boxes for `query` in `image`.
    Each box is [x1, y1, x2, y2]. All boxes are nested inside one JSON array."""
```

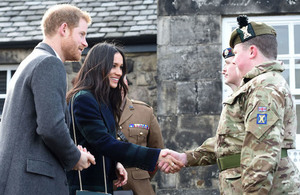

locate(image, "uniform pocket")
[[26, 159, 55, 178], [129, 128, 148, 145], [132, 169, 150, 180], [219, 169, 242, 194]]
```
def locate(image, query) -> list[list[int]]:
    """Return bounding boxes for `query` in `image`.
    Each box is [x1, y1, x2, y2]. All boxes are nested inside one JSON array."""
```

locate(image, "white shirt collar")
[[53, 49, 62, 61]]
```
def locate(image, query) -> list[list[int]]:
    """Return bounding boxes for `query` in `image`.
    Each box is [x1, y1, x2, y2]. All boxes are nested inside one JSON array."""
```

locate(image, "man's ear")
[[249, 45, 258, 59], [59, 23, 68, 36]]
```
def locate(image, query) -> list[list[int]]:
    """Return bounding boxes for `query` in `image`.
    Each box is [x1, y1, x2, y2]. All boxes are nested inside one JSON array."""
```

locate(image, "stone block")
[[0, 49, 31, 64], [157, 81, 177, 115], [197, 80, 222, 115], [169, 15, 221, 45], [157, 173, 177, 188], [175, 115, 216, 149], [157, 17, 170, 45], [177, 165, 219, 189], [136, 73, 148, 86], [176, 82, 197, 114], [128, 86, 150, 104], [157, 115, 179, 150], [176, 115, 215, 149], [175, 129, 211, 150], [157, 44, 221, 81], [64, 62, 73, 74], [133, 54, 156, 71], [72, 62, 81, 73], [178, 115, 214, 133]]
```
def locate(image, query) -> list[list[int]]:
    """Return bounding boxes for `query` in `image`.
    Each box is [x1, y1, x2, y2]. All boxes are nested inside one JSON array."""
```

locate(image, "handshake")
[[72, 146, 187, 174], [157, 149, 187, 173]]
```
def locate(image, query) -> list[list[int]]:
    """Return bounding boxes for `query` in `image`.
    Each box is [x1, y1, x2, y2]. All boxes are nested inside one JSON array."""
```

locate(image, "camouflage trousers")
[[219, 157, 300, 194]]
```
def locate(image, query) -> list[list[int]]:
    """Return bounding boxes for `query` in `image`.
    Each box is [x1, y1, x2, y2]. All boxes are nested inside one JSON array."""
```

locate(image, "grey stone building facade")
[[155, 0, 300, 194], [1, 0, 300, 194]]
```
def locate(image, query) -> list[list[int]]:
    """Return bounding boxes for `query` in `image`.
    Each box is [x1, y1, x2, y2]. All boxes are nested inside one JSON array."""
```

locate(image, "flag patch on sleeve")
[[258, 106, 267, 112]]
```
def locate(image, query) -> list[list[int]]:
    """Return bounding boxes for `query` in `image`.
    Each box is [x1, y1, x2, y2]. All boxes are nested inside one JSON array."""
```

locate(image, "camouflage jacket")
[[186, 61, 300, 194]]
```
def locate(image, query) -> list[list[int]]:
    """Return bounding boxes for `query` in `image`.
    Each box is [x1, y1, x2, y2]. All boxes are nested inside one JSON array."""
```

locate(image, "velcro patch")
[[258, 106, 267, 112], [257, 114, 267, 124]]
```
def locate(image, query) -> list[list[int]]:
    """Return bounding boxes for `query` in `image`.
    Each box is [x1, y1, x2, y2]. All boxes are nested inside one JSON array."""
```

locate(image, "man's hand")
[[114, 162, 128, 187], [73, 145, 96, 171], [157, 149, 185, 173]]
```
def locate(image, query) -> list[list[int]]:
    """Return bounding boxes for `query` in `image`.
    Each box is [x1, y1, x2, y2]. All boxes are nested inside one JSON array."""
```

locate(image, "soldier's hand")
[[157, 149, 185, 173]]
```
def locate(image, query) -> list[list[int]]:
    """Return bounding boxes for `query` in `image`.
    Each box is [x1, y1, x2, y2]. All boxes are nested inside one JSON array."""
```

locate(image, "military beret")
[[222, 48, 234, 59], [229, 15, 277, 48]]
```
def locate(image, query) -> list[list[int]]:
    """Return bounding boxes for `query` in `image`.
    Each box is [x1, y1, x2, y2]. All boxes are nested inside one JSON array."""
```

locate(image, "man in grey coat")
[[0, 4, 95, 195]]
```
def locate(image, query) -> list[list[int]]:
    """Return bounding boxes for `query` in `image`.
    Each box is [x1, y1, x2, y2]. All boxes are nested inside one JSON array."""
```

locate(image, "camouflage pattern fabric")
[[186, 61, 300, 194]]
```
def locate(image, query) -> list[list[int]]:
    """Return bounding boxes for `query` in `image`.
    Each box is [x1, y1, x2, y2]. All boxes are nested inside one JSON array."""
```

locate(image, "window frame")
[[0, 65, 18, 115]]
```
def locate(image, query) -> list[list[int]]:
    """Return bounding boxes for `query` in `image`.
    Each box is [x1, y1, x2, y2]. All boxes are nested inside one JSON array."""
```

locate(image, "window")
[[222, 15, 300, 149], [0, 65, 18, 116]]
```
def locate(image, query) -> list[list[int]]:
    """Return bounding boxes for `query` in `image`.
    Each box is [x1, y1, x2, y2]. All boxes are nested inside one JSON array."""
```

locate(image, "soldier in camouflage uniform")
[[162, 16, 300, 194]]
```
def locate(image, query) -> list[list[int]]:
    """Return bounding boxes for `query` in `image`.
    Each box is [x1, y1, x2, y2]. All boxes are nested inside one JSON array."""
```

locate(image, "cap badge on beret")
[[222, 47, 234, 59], [236, 15, 256, 42], [229, 15, 277, 48]]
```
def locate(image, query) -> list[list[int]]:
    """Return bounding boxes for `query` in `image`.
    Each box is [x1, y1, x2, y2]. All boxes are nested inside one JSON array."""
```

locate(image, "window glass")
[[295, 25, 300, 54], [0, 66, 18, 117], [296, 59, 300, 88], [281, 59, 290, 85], [0, 71, 7, 94], [297, 104, 300, 134], [273, 25, 289, 55], [11, 70, 16, 77], [0, 99, 4, 116]]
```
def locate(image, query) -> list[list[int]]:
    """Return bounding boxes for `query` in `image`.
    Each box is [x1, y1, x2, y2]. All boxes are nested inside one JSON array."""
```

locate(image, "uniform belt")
[[217, 148, 288, 172]]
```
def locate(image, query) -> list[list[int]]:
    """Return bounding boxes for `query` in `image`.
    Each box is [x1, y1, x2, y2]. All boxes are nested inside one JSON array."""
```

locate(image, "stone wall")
[[0, 49, 32, 64], [156, 10, 222, 195], [156, 0, 300, 194]]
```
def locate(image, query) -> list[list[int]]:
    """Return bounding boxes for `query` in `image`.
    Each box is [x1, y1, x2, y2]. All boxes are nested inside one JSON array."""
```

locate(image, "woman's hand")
[[114, 162, 128, 187]]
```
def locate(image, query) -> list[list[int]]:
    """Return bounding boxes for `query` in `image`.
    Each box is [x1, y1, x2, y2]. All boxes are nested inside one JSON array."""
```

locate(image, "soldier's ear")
[[249, 45, 258, 59]]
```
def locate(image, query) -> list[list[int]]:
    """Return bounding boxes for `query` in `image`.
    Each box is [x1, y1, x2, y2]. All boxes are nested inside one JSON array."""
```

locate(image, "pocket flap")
[[129, 128, 147, 137], [26, 159, 55, 178]]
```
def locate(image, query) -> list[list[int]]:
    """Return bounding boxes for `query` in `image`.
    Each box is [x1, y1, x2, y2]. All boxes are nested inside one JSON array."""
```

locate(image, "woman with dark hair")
[[66, 42, 183, 194]]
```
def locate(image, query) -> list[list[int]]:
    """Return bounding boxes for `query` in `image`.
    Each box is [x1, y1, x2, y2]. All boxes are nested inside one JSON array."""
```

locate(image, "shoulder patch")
[[131, 99, 151, 108], [257, 114, 267, 124]]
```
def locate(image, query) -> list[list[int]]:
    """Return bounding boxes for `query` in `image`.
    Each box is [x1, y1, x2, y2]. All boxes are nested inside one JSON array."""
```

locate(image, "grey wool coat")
[[0, 42, 81, 195]]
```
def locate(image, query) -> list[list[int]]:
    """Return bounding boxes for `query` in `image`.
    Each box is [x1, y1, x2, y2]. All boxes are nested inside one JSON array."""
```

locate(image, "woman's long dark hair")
[[66, 42, 128, 123]]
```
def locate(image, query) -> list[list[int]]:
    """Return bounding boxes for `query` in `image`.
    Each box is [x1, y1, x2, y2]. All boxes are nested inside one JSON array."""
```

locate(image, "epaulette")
[[131, 99, 151, 108]]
